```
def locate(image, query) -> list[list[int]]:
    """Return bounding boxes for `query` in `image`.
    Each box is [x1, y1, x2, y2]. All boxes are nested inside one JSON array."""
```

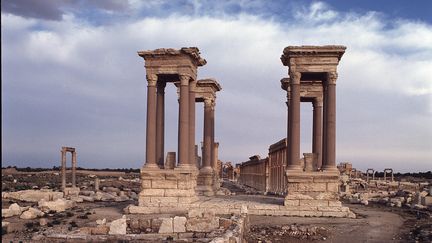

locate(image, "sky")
[[2, 0, 432, 172]]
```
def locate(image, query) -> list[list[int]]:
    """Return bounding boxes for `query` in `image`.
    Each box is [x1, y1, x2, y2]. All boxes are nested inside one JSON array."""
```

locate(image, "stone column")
[[61, 149, 66, 190], [189, 81, 197, 169], [312, 97, 323, 169], [285, 88, 291, 169], [201, 97, 213, 173], [210, 101, 216, 170], [156, 81, 166, 168], [144, 74, 158, 168], [177, 75, 191, 168], [72, 152, 77, 188], [94, 177, 100, 191], [322, 72, 337, 171], [287, 72, 302, 171], [322, 82, 328, 169]]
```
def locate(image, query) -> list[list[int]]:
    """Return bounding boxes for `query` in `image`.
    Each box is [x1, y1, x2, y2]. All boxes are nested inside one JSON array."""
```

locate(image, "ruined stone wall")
[[268, 138, 288, 195], [238, 158, 268, 192]]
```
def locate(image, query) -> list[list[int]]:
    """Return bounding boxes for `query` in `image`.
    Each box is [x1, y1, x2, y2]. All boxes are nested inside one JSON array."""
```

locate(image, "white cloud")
[[2, 2, 432, 171]]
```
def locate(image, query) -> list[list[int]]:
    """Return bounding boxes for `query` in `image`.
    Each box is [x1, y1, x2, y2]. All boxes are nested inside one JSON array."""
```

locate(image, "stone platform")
[[128, 195, 355, 218]]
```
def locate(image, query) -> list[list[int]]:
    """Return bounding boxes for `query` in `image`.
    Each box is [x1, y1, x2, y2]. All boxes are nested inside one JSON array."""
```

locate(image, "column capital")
[[146, 74, 158, 86], [179, 74, 191, 86], [313, 97, 323, 108], [327, 72, 338, 85], [204, 97, 214, 107], [289, 71, 301, 84]]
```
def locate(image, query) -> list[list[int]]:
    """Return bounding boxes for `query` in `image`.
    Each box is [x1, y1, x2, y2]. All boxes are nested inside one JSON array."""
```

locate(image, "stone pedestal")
[[138, 168, 199, 208], [284, 170, 353, 217], [196, 169, 215, 196]]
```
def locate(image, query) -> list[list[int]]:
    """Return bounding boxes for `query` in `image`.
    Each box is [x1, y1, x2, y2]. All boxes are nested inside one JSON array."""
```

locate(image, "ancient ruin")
[[60, 147, 79, 196], [135, 47, 207, 211], [4, 45, 432, 243], [279, 45, 352, 216]]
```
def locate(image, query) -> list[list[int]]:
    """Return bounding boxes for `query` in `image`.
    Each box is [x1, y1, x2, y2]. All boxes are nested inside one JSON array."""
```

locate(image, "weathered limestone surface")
[[109, 215, 127, 235], [138, 169, 199, 208], [2, 190, 63, 203], [38, 198, 76, 212], [2, 203, 29, 218], [20, 208, 44, 219]]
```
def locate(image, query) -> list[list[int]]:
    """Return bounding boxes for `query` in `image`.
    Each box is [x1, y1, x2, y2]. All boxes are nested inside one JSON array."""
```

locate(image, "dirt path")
[[248, 204, 405, 243]]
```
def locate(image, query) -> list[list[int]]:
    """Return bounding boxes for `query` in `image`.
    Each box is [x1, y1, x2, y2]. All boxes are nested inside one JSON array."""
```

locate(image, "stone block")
[[285, 193, 314, 200], [173, 216, 187, 233], [165, 189, 194, 197], [20, 208, 44, 219], [109, 215, 127, 235], [186, 217, 219, 232], [328, 201, 342, 207], [141, 189, 165, 196], [141, 180, 152, 189], [326, 183, 339, 192], [295, 211, 323, 217], [158, 218, 173, 233], [150, 196, 178, 203], [284, 199, 300, 206], [297, 183, 327, 192], [178, 180, 194, 189], [299, 200, 328, 207], [152, 180, 178, 189]]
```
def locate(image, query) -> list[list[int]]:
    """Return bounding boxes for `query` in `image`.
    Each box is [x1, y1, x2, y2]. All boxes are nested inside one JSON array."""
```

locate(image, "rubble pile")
[[37, 209, 245, 242], [248, 224, 328, 242], [341, 176, 432, 211]]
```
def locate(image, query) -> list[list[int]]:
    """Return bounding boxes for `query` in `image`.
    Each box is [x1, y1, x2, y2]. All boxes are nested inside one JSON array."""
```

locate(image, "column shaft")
[[287, 72, 301, 170], [285, 92, 290, 169], [156, 81, 166, 168], [312, 99, 323, 169], [322, 83, 328, 169], [189, 81, 196, 169], [201, 98, 213, 172], [210, 102, 216, 170], [61, 150, 66, 190], [72, 152, 77, 187], [323, 72, 337, 170], [177, 75, 190, 168], [145, 74, 158, 168]]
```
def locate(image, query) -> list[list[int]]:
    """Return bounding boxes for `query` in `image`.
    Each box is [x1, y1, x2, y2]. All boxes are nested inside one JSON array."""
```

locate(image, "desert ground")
[[2, 168, 431, 242]]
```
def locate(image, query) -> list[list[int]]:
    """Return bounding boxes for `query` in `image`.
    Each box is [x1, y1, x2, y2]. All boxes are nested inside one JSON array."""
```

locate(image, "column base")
[[138, 168, 198, 208], [283, 170, 354, 218]]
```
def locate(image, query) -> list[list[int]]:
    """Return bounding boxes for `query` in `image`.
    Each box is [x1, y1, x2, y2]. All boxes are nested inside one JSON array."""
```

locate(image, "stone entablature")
[[138, 47, 206, 80]]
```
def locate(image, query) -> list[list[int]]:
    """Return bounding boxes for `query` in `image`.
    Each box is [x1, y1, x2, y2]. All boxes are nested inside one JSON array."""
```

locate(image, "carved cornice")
[[281, 45, 346, 66], [138, 47, 207, 66]]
